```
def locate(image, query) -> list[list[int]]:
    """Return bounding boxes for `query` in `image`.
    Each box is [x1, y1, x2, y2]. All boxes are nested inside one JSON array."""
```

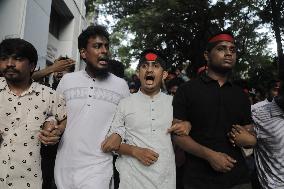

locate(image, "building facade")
[[0, 0, 88, 71]]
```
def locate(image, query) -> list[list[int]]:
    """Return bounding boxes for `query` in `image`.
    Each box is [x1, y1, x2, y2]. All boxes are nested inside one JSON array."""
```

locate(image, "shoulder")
[[251, 101, 271, 121], [109, 74, 128, 86], [34, 82, 61, 96], [160, 92, 173, 102], [252, 100, 269, 110], [61, 71, 83, 81]]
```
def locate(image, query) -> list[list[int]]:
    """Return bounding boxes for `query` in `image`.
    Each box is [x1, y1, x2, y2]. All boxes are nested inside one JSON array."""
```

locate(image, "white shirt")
[[110, 91, 176, 189], [54, 70, 129, 187], [252, 100, 284, 189], [0, 78, 66, 189]]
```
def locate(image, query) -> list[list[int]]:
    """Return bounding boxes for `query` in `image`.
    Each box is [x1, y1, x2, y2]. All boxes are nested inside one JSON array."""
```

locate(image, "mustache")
[[98, 56, 109, 61], [3, 68, 19, 74]]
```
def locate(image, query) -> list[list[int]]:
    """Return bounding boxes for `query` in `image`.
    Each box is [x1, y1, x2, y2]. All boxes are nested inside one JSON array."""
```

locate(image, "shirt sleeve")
[[122, 80, 130, 98], [56, 75, 66, 95], [108, 100, 126, 140], [172, 84, 190, 121], [49, 92, 67, 122]]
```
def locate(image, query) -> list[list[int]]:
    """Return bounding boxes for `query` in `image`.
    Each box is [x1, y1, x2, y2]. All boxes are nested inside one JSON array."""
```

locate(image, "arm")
[[32, 58, 75, 81], [173, 130, 237, 173], [117, 143, 159, 166], [38, 118, 67, 145], [228, 124, 257, 148], [171, 86, 236, 172], [167, 119, 192, 136]]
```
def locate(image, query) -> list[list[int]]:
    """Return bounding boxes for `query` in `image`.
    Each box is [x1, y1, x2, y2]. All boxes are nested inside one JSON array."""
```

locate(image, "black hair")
[[166, 77, 184, 90], [206, 30, 235, 52], [137, 49, 168, 70], [78, 25, 109, 50], [109, 59, 125, 78], [0, 38, 38, 66]]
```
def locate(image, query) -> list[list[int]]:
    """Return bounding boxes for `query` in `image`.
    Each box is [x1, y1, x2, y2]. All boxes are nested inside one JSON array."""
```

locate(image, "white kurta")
[[110, 91, 176, 189], [54, 70, 129, 189], [0, 78, 66, 189]]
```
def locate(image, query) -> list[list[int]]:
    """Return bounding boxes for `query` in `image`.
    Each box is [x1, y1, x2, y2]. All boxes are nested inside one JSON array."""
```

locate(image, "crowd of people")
[[0, 25, 283, 189]]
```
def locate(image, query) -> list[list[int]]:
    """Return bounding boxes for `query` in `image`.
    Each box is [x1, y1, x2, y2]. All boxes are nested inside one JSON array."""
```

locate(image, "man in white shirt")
[[54, 25, 129, 189], [101, 49, 190, 189]]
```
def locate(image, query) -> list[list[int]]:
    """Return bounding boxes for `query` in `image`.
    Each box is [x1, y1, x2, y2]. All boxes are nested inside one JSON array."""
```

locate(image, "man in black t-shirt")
[[172, 31, 252, 189]]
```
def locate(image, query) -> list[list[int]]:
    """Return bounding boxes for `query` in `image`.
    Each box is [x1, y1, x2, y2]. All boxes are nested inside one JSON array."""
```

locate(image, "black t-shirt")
[[173, 74, 251, 189]]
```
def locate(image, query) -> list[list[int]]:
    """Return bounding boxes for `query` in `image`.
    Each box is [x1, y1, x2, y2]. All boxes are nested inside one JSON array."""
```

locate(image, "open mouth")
[[98, 57, 108, 65], [145, 75, 155, 85]]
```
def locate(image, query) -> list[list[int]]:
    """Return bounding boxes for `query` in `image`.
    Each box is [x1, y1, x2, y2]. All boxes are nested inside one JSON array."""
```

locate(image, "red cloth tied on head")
[[145, 53, 158, 61], [208, 34, 234, 43]]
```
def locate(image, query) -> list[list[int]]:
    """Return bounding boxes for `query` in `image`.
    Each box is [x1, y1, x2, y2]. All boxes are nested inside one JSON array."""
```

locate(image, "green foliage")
[[85, 0, 283, 87]]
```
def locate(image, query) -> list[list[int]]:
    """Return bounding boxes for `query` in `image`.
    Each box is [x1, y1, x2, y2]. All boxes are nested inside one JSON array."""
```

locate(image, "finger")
[[167, 125, 177, 133], [101, 140, 108, 151], [227, 132, 235, 139], [51, 129, 61, 136], [232, 125, 242, 133], [149, 150, 159, 158], [40, 130, 56, 137], [229, 138, 235, 144], [38, 133, 60, 142], [226, 155, 237, 163], [148, 155, 158, 162]]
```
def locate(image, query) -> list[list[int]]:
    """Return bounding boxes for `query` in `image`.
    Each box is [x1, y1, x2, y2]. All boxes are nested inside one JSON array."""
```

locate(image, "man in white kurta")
[[110, 90, 176, 189], [54, 25, 129, 189], [102, 49, 184, 189], [54, 71, 129, 188]]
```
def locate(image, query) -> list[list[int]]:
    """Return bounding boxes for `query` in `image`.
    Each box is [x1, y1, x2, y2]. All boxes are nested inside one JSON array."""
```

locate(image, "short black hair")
[[206, 30, 235, 52], [109, 59, 125, 78], [0, 38, 38, 66], [78, 25, 109, 50], [137, 49, 168, 70], [166, 77, 184, 90]]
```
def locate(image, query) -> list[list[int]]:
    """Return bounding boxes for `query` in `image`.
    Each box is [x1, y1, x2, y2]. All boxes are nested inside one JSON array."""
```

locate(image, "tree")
[[88, 0, 278, 86]]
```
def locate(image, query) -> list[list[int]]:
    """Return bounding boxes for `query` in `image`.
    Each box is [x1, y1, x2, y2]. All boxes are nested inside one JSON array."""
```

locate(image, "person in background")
[[41, 56, 75, 189]]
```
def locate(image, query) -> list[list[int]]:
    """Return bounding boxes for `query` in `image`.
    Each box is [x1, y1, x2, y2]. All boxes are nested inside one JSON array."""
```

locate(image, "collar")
[[137, 89, 162, 100], [0, 77, 7, 90], [200, 73, 232, 86], [270, 99, 284, 117], [0, 77, 38, 95]]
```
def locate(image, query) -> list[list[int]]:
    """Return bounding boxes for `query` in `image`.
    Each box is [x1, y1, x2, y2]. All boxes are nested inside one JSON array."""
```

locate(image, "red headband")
[[145, 53, 158, 61], [208, 34, 234, 43]]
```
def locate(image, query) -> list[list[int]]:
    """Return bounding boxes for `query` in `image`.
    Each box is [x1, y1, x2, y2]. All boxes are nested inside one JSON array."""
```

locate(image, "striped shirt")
[[252, 100, 284, 189]]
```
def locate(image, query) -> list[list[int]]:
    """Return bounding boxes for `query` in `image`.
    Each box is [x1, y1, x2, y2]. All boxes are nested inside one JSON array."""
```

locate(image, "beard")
[[86, 61, 110, 80], [2, 68, 22, 82]]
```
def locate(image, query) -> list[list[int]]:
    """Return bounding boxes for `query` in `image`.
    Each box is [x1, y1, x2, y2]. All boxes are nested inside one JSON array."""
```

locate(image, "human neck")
[[140, 88, 160, 98], [6, 79, 32, 96], [207, 69, 229, 87], [85, 66, 96, 78]]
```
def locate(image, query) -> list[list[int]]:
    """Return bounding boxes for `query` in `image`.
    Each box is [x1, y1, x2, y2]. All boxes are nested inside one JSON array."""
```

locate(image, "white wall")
[[47, 0, 87, 70], [0, 0, 87, 71], [0, 0, 27, 39], [24, 0, 52, 69]]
